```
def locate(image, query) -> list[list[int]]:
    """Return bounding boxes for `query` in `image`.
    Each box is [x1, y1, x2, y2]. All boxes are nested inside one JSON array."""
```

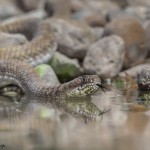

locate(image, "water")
[[0, 78, 150, 150]]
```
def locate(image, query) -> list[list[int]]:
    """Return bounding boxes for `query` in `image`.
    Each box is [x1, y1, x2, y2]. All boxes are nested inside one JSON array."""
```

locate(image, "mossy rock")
[[35, 64, 60, 86], [50, 52, 82, 81]]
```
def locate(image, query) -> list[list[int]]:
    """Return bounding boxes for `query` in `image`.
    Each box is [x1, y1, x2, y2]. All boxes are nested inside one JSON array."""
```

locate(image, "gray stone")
[[136, 67, 150, 90], [73, 11, 107, 27], [125, 6, 150, 21], [45, 0, 71, 18], [91, 27, 104, 41], [70, 0, 120, 17], [127, 0, 150, 7], [83, 35, 125, 78], [105, 16, 147, 68], [50, 52, 82, 80], [19, 0, 44, 11], [119, 63, 150, 78], [108, 10, 142, 23], [48, 18, 95, 59], [144, 21, 150, 51], [0, 32, 27, 47], [2, 10, 47, 25], [111, 0, 128, 8], [0, 2, 22, 20], [35, 64, 60, 86]]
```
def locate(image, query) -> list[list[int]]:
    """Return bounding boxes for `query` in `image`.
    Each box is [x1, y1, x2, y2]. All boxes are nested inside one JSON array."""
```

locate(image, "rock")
[[0, 1, 22, 20], [45, 0, 71, 18], [49, 52, 82, 81], [73, 11, 107, 27], [127, 0, 150, 7], [17, 0, 44, 11], [111, 0, 128, 8], [35, 64, 60, 86], [83, 35, 125, 78], [2, 10, 47, 25], [0, 32, 27, 47], [71, 0, 120, 26], [48, 18, 95, 59], [137, 67, 150, 90], [144, 21, 150, 51], [105, 16, 147, 68], [108, 10, 142, 23], [90, 27, 104, 41], [70, 0, 120, 17], [119, 63, 150, 78], [125, 6, 150, 21]]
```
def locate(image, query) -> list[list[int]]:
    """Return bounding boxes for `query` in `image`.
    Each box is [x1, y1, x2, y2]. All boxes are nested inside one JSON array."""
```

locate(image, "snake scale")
[[0, 17, 103, 101]]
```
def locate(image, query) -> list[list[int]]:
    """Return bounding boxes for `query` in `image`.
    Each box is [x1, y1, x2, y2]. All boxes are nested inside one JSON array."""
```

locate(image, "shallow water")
[[0, 78, 150, 150]]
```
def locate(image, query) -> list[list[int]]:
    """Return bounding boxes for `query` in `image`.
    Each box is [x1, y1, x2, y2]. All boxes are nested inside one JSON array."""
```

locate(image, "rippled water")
[[0, 78, 150, 150]]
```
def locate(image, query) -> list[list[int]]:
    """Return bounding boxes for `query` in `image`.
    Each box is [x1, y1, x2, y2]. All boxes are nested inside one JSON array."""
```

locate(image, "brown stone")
[[83, 35, 125, 78], [105, 16, 148, 68], [47, 18, 95, 59]]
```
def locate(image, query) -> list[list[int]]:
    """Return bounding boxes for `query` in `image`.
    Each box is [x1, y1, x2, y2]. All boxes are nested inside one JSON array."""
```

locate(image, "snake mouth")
[[96, 83, 110, 92], [66, 82, 109, 98]]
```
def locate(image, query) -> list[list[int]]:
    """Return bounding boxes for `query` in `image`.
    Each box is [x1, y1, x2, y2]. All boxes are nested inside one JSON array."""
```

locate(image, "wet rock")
[[35, 64, 60, 86], [105, 16, 147, 68], [83, 35, 125, 78], [0, 32, 27, 47], [137, 67, 150, 90], [127, 0, 150, 7], [49, 52, 82, 81], [119, 63, 150, 78], [48, 18, 95, 59]]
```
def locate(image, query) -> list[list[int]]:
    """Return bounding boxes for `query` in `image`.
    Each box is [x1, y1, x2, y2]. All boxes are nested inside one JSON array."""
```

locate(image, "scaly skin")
[[0, 18, 57, 66], [0, 17, 102, 98], [0, 17, 104, 119], [0, 60, 102, 101]]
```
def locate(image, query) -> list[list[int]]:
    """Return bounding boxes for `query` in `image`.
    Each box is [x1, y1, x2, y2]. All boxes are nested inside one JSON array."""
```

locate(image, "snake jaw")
[[66, 83, 100, 97], [66, 75, 103, 98], [96, 83, 109, 92]]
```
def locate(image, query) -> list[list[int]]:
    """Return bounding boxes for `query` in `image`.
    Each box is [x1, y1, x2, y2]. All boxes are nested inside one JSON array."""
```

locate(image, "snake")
[[0, 17, 104, 101]]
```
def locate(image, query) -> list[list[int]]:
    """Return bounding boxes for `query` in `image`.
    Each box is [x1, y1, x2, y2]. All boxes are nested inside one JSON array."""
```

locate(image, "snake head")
[[66, 75, 105, 97]]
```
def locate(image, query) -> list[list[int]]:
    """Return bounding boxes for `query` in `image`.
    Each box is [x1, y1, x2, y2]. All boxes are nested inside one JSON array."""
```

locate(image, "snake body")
[[0, 60, 101, 100], [0, 18, 57, 66], [0, 17, 102, 102]]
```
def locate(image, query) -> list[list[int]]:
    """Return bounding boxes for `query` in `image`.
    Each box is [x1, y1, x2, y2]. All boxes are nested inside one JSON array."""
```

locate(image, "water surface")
[[0, 78, 149, 150]]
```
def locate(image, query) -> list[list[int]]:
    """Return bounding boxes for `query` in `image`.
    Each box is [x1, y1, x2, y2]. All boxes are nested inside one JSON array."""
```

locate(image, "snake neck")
[[0, 60, 72, 102]]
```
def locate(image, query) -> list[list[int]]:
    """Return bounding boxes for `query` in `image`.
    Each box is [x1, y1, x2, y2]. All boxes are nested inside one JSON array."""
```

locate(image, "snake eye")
[[81, 75, 86, 82]]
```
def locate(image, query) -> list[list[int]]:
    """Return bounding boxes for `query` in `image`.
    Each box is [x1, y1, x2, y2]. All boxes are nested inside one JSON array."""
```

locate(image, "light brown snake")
[[0, 17, 102, 101]]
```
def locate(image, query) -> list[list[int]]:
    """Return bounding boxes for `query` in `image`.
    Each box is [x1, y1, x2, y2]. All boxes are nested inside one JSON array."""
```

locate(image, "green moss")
[[50, 52, 81, 81], [34, 64, 50, 78], [114, 79, 126, 89]]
